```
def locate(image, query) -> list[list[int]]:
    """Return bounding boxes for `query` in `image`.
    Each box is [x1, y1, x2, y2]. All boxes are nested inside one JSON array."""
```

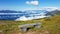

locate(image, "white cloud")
[[26, 0, 39, 6], [15, 15, 47, 21], [15, 16, 33, 21], [26, 1, 30, 5]]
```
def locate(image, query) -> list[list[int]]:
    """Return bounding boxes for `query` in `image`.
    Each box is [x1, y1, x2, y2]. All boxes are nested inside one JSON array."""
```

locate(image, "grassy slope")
[[0, 15, 60, 34]]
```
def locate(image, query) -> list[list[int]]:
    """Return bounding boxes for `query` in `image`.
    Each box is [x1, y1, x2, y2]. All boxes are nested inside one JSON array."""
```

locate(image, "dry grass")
[[0, 15, 60, 34]]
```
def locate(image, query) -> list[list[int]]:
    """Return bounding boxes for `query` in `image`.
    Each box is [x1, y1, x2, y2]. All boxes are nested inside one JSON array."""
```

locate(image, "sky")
[[0, 0, 60, 11]]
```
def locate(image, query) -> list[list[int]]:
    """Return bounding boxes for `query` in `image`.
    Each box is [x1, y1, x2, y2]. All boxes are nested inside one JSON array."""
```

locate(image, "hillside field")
[[0, 15, 60, 34]]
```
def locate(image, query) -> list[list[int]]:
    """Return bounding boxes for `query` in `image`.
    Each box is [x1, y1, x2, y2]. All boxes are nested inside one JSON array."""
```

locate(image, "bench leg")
[[20, 27, 27, 32]]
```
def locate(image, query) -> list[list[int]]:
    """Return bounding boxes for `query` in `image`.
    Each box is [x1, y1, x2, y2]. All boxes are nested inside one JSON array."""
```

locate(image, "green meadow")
[[0, 15, 60, 34]]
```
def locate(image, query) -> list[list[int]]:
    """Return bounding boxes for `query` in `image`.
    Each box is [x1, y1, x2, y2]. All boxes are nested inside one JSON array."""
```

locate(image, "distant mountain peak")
[[39, 7, 60, 11]]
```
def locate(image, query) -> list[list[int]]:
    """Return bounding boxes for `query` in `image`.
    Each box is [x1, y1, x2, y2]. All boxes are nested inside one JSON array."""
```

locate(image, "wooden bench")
[[18, 22, 41, 32]]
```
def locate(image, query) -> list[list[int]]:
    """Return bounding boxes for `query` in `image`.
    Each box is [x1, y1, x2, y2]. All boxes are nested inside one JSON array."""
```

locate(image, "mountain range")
[[0, 7, 60, 21]]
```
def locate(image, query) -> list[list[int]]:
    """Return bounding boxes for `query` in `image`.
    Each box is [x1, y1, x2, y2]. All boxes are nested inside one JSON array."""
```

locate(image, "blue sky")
[[0, 0, 60, 11]]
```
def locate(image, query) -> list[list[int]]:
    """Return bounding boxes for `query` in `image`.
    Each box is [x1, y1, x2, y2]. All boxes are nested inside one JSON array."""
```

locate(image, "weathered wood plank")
[[18, 22, 41, 32]]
